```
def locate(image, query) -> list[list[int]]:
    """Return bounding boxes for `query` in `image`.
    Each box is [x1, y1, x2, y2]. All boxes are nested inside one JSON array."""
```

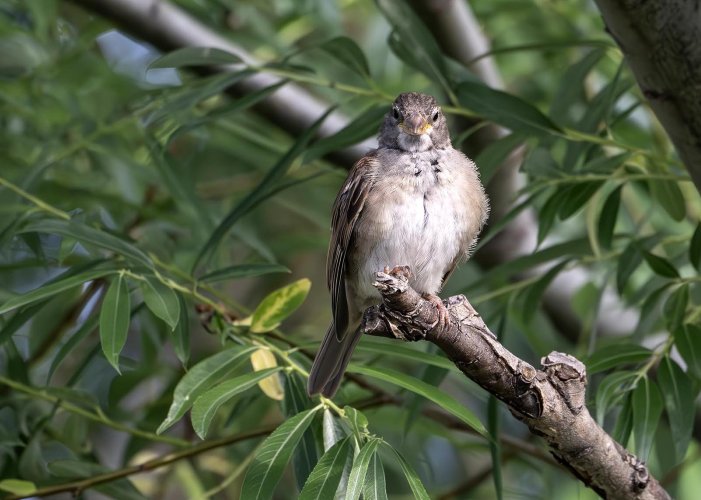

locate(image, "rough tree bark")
[[592, 0, 701, 193], [362, 266, 670, 500]]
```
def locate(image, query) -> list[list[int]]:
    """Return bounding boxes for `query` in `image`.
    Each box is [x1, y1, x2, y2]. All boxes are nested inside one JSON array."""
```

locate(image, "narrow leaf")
[[172, 294, 190, 366], [150, 47, 243, 68], [663, 284, 688, 333], [558, 181, 603, 219], [157, 345, 257, 433], [643, 251, 679, 278], [140, 277, 180, 331], [586, 343, 652, 374], [674, 324, 701, 380], [632, 377, 663, 462], [320, 36, 370, 77], [323, 409, 346, 451], [595, 371, 636, 424], [521, 260, 570, 324], [690, 223, 701, 271], [0, 479, 36, 496], [347, 439, 381, 500], [99, 274, 131, 373], [363, 452, 388, 500], [250, 348, 284, 400], [657, 357, 695, 463], [649, 177, 686, 221], [356, 338, 456, 371], [348, 364, 487, 437], [191, 368, 281, 438], [616, 242, 642, 293], [250, 279, 311, 333], [200, 263, 290, 284], [474, 133, 525, 184], [383, 442, 430, 500], [240, 408, 319, 500], [299, 437, 353, 500], [457, 81, 562, 137], [598, 185, 622, 250], [283, 373, 318, 491]]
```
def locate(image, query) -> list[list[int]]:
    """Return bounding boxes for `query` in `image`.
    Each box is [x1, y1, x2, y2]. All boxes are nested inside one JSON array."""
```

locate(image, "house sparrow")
[[308, 92, 489, 397]]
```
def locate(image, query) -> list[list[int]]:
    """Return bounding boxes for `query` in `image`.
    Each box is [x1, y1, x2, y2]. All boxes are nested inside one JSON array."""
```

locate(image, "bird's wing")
[[327, 153, 378, 340]]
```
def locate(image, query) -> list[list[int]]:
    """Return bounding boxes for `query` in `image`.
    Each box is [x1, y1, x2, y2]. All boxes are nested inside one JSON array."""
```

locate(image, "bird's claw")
[[422, 293, 450, 331]]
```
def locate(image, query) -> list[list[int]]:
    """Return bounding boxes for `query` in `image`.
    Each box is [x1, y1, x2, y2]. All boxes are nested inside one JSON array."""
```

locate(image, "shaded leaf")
[[643, 251, 679, 279], [521, 260, 570, 324], [199, 263, 290, 284], [283, 373, 318, 491], [250, 279, 311, 333], [150, 47, 243, 68], [585, 343, 652, 374], [598, 185, 622, 250], [675, 324, 701, 380], [323, 409, 346, 451], [632, 377, 663, 461], [474, 133, 525, 184], [690, 223, 701, 271], [299, 437, 353, 500], [663, 284, 688, 333], [191, 367, 281, 438], [356, 337, 456, 371], [457, 81, 562, 137], [346, 438, 381, 500], [344, 406, 369, 436], [48, 460, 146, 500], [250, 348, 284, 400], [613, 393, 633, 445], [657, 356, 695, 463], [348, 364, 487, 437], [139, 277, 180, 331], [363, 452, 388, 500], [194, 107, 335, 269], [240, 408, 319, 500], [616, 242, 642, 293], [20, 219, 152, 267], [320, 36, 370, 77], [383, 442, 430, 500], [595, 371, 636, 424], [558, 181, 603, 219], [550, 48, 606, 123], [157, 345, 257, 433], [172, 294, 190, 366], [99, 273, 131, 373], [649, 177, 686, 221]]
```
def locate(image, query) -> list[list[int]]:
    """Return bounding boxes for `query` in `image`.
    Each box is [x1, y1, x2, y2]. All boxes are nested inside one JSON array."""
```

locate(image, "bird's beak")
[[400, 113, 431, 136]]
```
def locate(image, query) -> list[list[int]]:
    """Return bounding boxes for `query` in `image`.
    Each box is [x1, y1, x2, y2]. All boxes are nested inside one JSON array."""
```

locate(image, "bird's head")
[[378, 92, 451, 152]]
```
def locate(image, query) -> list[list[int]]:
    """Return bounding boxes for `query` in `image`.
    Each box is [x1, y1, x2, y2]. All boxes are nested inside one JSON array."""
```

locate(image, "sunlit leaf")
[[240, 408, 319, 500], [631, 377, 663, 462], [250, 278, 311, 333], [363, 452, 388, 500], [347, 438, 381, 500], [157, 345, 257, 434], [348, 364, 487, 437], [99, 273, 131, 373], [191, 367, 281, 438], [139, 277, 180, 331], [299, 436, 353, 500], [0, 479, 36, 496], [150, 47, 243, 68], [250, 348, 284, 400]]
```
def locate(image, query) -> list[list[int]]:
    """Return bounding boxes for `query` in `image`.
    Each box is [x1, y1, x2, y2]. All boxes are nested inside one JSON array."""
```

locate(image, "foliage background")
[[1, 0, 700, 498]]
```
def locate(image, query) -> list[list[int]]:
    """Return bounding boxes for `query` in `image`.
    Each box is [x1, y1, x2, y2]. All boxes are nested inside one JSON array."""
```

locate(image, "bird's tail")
[[307, 323, 362, 397]]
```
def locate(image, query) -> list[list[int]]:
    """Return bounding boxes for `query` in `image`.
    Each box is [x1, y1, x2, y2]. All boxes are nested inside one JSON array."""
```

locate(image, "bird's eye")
[[432, 111, 440, 122], [392, 107, 400, 120]]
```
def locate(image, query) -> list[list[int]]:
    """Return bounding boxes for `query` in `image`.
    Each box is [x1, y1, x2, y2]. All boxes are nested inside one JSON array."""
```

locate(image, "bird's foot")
[[421, 293, 450, 331], [383, 265, 412, 280]]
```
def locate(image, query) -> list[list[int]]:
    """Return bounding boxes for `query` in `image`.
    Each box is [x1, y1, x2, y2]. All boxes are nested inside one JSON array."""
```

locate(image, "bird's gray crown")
[[378, 92, 451, 152]]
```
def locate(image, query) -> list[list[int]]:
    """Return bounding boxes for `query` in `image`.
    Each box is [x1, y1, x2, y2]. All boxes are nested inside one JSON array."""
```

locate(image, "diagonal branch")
[[362, 266, 670, 500]]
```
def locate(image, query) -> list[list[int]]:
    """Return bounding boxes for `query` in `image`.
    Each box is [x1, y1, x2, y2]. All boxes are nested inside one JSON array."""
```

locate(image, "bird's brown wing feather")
[[326, 153, 377, 340]]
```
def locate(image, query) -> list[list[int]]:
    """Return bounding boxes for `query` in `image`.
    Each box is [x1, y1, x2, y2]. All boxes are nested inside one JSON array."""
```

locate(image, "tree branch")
[[362, 266, 670, 499], [592, 0, 701, 194]]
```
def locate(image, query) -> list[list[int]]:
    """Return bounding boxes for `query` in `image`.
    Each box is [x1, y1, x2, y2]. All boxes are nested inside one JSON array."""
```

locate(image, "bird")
[[307, 92, 489, 397]]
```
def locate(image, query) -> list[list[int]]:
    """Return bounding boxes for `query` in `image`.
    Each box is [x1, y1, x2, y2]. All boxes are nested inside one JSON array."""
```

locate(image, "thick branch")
[[592, 0, 701, 193], [362, 266, 670, 500]]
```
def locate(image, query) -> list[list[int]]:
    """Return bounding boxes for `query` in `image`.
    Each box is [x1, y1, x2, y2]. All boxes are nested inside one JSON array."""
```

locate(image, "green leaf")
[[191, 367, 281, 438], [363, 452, 388, 500], [474, 133, 526, 184], [323, 408, 347, 450], [283, 373, 318, 491], [383, 442, 430, 500], [250, 279, 311, 333], [343, 406, 369, 436], [549, 48, 606, 123], [598, 185, 622, 250], [613, 393, 633, 445], [47, 310, 100, 382], [521, 260, 570, 324], [0, 479, 36, 495], [199, 263, 290, 284], [99, 273, 131, 373], [643, 251, 679, 278], [172, 294, 190, 366], [346, 438, 381, 500], [457, 81, 562, 137], [299, 436, 353, 500], [558, 181, 603, 219], [663, 284, 688, 333], [378, 0, 452, 97], [594, 371, 636, 424], [536, 189, 570, 244], [0, 268, 115, 315], [240, 408, 319, 500], [616, 242, 642, 294], [303, 105, 387, 162], [632, 377, 663, 462], [320, 36, 370, 77], [690, 223, 701, 271], [674, 324, 701, 380], [194, 107, 335, 270], [20, 219, 152, 267], [657, 356, 695, 463], [356, 337, 456, 371], [585, 343, 652, 374], [150, 47, 243, 68], [348, 364, 487, 437], [157, 345, 257, 434], [648, 177, 686, 221], [139, 277, 180, 331]]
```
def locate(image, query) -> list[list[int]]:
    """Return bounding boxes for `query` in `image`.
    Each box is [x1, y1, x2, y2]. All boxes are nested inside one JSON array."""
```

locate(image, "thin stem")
[[0, 176, 71, 220]]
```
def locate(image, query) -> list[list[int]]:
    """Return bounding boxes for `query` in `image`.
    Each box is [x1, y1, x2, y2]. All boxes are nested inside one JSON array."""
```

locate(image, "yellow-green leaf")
[[250, 278, 311, 333], [0, 479, 36, 495], [250, 348, 284, 400]]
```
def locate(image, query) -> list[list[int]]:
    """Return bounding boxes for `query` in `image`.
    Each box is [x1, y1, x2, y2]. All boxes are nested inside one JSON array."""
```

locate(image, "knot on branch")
[[541, 352, 587, 415]]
